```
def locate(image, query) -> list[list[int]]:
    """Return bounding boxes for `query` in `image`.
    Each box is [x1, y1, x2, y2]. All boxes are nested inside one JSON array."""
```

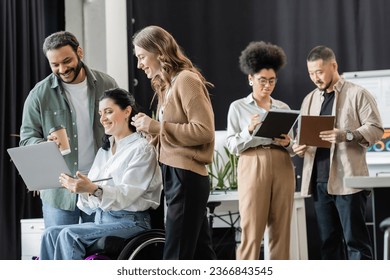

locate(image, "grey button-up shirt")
[[19, 65, 118, 211]]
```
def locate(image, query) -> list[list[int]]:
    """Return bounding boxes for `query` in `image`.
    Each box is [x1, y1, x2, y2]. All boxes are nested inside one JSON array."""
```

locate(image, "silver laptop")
[[7, 142, 72, 191]]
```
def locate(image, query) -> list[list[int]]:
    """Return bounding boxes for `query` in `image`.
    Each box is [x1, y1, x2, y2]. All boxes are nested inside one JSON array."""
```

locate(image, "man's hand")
[[319, 128, 345, 144], [292, 143, 308, 157]]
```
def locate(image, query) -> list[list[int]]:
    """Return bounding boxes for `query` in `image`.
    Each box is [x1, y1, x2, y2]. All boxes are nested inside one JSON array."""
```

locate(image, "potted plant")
[[208, 147, 238, 193]]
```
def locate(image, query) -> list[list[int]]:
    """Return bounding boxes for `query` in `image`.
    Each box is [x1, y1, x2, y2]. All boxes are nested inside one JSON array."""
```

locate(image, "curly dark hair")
[[239, 41, 287, 75]]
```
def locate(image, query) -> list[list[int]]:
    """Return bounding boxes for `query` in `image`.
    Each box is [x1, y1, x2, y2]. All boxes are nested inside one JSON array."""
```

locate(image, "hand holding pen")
[[59, 171, 112, 194]]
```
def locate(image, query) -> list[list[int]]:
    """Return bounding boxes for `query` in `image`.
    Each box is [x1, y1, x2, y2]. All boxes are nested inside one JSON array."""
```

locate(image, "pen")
[[64, 174, 112, 183], [92, 177, 112, 183]]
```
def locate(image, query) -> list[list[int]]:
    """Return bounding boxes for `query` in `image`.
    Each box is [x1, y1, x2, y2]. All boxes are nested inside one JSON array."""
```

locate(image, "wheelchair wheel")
[[117, 229, 165, 260]]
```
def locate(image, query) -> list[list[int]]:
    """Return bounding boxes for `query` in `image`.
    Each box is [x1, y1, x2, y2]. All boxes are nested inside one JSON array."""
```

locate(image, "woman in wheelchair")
[[39, 88, 163, 260]]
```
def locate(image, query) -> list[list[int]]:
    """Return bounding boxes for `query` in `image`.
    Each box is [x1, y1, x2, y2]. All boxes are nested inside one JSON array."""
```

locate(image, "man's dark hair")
[[42, 31, 80, 56], [239, 41, 287, 75], [307, 45, 336, 62]]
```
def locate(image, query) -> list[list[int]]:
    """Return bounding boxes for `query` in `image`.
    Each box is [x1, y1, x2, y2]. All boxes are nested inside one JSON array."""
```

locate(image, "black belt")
[[252, 144, 286, 151]]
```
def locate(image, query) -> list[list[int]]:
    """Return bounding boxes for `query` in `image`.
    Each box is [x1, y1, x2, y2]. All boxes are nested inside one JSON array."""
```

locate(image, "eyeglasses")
[[259, 78, 277, 86]]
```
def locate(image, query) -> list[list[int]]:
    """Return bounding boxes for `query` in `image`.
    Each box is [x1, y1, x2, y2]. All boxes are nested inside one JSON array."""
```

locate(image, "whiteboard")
[[343, 69, 390, 156], [343, 69, 390, 128]]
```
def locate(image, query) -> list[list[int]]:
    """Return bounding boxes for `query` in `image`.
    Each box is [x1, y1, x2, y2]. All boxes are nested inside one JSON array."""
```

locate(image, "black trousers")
[[313, 182, 373, 260], [161, 164, 217, 260]]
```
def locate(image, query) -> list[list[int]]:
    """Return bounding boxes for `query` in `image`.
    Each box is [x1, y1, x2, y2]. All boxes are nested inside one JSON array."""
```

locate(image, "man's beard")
[[58, 58, 83, 84], [319, 79, 333, 92]]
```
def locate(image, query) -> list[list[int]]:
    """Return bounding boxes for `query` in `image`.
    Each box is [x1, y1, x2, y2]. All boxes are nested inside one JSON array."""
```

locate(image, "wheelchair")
[[85, 199, 166, 260], [84, 229, 165, 260]]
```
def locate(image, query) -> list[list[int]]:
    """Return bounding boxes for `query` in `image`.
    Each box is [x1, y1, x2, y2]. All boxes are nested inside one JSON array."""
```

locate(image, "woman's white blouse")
[[226, 93, 294, 155], [77, 133, 163, 214]]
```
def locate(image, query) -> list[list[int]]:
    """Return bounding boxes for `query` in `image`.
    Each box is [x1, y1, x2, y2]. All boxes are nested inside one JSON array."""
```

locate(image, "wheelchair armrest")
[[380, 217, 390, 231]]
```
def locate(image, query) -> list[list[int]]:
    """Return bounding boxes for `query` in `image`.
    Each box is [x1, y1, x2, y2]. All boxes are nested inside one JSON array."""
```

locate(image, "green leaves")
[[208, 147, 238, 192]]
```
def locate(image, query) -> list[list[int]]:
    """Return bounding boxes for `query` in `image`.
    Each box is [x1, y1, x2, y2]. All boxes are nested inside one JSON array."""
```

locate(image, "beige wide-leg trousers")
[[236, 146, 295, 260]]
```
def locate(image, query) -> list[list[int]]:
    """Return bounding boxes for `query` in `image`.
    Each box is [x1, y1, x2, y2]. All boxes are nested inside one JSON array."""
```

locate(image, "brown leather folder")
[[297, 115, 335, 148]]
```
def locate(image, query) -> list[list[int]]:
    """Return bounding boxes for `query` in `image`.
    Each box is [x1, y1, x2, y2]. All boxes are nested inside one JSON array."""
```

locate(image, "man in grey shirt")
[[20, 31, 118, 228]]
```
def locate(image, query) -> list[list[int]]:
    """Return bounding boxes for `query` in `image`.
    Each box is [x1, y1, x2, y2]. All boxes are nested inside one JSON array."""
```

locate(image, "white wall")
[[105, 0, 128, 91], [65, 0, 129, 90]]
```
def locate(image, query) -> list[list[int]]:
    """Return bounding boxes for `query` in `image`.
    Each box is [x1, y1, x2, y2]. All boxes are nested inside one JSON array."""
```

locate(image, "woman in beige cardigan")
[[131, 25, 216, 260]]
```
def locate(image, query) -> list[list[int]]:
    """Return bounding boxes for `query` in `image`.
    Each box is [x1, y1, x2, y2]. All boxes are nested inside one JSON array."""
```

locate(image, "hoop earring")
[[249, 81, 253, 86]]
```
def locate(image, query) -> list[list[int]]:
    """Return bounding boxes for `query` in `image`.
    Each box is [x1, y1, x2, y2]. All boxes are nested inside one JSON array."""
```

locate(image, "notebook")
[[7, 142, 72, 191], [297, 115, 335, 148], [255, 109, 300, 139]]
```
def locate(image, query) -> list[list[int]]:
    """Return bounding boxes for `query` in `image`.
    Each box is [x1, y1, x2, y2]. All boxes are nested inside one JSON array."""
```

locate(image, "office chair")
[[379, 217, 390, 260]]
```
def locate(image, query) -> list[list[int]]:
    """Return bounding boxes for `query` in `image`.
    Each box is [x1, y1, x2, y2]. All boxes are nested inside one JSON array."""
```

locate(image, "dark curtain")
[[128, 0, 390, 129], [0, 0, 64, 260], [127, 0, 390, 259]]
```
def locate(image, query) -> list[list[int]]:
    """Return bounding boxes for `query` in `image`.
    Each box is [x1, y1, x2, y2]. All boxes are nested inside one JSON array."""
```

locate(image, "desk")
[[344, 176, 390, 260], [208, 191, 308, 260]]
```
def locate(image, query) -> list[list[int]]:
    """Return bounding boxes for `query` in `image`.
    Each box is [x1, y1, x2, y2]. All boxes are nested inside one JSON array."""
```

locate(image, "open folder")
[[255, 109, 300, 139], [297, 115, 335, 148]]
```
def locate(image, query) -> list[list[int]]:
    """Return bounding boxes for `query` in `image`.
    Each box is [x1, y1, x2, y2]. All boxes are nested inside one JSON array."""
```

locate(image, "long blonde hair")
[[132, 25, 213, 105]]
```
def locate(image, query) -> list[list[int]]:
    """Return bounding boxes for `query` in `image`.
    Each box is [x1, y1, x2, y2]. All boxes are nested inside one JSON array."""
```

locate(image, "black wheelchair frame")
[[85, 229, 165, 260]]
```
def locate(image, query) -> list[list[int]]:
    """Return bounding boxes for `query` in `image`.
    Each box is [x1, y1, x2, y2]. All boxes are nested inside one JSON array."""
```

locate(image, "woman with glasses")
[[226, 41, 296, 259]]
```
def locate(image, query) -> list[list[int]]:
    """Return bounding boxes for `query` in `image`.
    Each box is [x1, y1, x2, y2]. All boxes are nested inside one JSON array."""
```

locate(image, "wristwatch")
[[92, 186, 103, 198], [346, 130, 354, 142]]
